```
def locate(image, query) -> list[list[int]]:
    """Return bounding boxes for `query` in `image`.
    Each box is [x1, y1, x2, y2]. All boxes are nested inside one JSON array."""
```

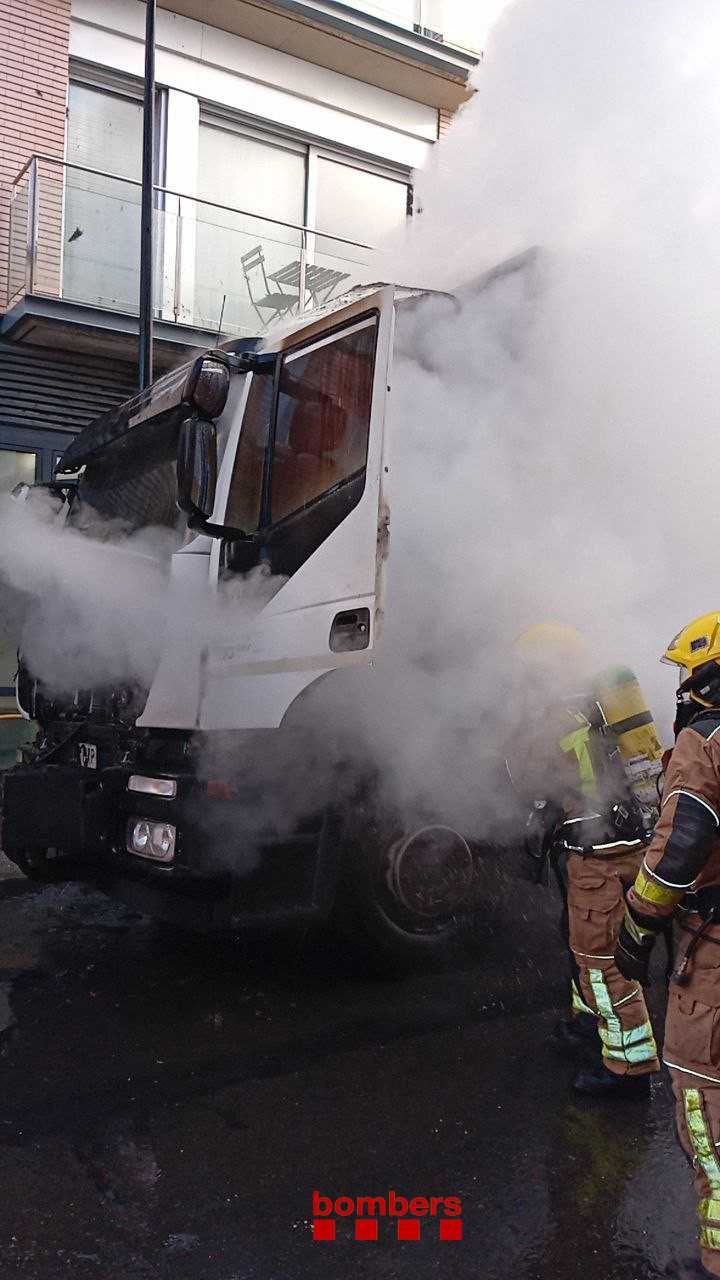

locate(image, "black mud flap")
[[1, 766, 114, 857]]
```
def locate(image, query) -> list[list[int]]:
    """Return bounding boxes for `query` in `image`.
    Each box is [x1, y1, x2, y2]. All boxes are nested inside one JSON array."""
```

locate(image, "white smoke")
[[0, 491, 280, 697], [3, 0, 719, 840], [351, 0, 720, 824]]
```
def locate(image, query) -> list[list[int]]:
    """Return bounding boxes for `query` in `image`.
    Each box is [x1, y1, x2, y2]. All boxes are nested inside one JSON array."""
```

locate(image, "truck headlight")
[[128, 775, 177, 798], [131, 820, 150, 852], [151, 823, 175, 859], [127, 818, 176, 862]]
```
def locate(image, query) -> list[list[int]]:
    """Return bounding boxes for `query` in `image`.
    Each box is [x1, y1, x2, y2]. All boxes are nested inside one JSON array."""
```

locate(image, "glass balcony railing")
[[7, 155, 375, 337]]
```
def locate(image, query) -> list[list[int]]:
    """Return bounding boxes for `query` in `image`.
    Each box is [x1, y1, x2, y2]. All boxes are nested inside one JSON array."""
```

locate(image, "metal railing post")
[[27, 156, 39, 295], [299, 229, 307, 312], [173, 195, 183, 322], [6, 185, 15, 304], [138, 0, 156, 389]]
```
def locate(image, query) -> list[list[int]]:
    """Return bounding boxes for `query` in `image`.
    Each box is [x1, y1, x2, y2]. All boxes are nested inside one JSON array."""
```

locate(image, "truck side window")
[[225, 371, 274, 533], [270, 317, 378, 525]]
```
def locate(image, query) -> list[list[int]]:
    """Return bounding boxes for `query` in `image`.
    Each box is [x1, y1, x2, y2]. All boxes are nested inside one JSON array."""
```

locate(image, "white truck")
[[1, 283, 479, 964]]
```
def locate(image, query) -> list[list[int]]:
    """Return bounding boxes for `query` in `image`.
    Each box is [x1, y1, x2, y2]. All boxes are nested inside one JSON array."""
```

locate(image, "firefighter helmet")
[[515, 623, 586, 663], [662, 613, 720, 706]]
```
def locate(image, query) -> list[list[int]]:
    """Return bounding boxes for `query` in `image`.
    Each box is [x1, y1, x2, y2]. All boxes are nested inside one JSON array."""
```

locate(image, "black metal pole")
[[138, 0, 156, 389]]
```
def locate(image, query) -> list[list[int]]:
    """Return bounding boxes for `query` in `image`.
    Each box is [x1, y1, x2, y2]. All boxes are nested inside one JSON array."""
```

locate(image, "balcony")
[[157, 0, 479, 108], [4, 155, 375, 366]]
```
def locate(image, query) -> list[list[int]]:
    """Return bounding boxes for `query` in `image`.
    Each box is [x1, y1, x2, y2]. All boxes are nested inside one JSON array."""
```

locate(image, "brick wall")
[[0, 0, 70, 309]]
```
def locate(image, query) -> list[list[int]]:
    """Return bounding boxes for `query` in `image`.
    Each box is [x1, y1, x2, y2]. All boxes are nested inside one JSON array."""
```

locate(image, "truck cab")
[[1, 284, 477, 963]]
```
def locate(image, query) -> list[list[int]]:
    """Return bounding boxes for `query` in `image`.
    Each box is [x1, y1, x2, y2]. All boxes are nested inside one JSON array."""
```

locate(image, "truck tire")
[[336, 810, 476, 969]]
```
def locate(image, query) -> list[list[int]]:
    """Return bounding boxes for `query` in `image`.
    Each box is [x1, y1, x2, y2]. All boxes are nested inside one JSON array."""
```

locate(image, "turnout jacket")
[[627, 710, 720, 921]]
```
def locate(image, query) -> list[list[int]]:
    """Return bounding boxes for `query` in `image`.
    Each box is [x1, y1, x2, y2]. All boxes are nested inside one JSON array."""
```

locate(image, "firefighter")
[[615, 614, 720, 1280], [513, 624, 662, 1096]]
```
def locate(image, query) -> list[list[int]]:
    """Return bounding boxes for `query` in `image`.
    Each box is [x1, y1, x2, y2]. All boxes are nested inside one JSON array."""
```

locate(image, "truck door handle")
[[329, 608, 371, 653]]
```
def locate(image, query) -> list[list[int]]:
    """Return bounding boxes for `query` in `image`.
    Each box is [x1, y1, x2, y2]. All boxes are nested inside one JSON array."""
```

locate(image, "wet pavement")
[[0, 855, 698, 1280]]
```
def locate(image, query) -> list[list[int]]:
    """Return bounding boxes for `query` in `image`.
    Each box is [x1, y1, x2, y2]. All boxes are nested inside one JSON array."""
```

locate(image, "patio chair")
[[241, 245, 298, 328]]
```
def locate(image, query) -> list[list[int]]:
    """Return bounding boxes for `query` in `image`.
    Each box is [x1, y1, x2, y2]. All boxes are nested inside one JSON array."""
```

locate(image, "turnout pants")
[[665, 918, 720, 1278], [566, 847, 659, 1077]]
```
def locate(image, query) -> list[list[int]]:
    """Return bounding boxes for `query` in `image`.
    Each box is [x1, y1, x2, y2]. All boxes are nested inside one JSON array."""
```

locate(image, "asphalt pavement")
[[0, 853, 697, 1280]]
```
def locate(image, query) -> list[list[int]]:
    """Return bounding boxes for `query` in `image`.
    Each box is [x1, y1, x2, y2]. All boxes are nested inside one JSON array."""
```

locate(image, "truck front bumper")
[[1, 762, 339, 930]]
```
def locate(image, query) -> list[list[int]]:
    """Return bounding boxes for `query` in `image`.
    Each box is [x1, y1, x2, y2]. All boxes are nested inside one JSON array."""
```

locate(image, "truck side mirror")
[[177, 417, 217, 518]]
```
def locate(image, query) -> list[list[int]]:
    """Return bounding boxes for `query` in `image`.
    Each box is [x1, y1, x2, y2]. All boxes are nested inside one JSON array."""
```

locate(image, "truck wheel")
[[337, 815, 476, 968]]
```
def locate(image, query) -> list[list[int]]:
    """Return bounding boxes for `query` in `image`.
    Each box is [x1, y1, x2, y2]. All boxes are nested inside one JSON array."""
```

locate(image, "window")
[[63, 82, 145, 311], [194, 122, 306, 334], [194, 115, 410, 336], [270, 317, 378, 523], [315, 158, 409, 256], [0, 450, 36, 492], [225, 372, 274, 534]]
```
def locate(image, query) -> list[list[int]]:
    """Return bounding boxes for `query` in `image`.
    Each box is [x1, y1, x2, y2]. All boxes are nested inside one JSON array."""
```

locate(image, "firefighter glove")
[[615, 903, 661, 984]]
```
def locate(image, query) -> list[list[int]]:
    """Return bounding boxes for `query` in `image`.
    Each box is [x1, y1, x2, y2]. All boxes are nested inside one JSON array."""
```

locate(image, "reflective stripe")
[[571, 980, 595, 1017], [634, 867, 684, 908], [572, 951, 616, 960], [701, 1226, 720, 1251], [563, 814, 602, 825], [684, 1090, 720, 1197], [589, 969, 616, 1021], [599, 1021, 654, 1050], [613, 988, 642, 1009], [605, 1042, 658, 1065], [665, 1060, 720, 1086], [563, 841, 641, 853], [591, 839, 643, 850], [590, 967, 626, 1060], [699, 1198, 720, 1224], [589, 968, 658, 1066], [662, 789, 720, 827], [623, 910, 657, 946], [641, 856, 696, 891], [559, 726, 596, 796]]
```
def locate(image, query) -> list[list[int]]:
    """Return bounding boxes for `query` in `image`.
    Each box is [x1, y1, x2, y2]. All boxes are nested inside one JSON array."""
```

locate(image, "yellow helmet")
[[663, 613, 720, 673], [515, 623, 586, 663], [663, 612, 720, 706]]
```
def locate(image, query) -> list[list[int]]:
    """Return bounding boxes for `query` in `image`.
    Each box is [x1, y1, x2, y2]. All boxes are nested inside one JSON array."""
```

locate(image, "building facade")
[[0, 0, 477, 694]]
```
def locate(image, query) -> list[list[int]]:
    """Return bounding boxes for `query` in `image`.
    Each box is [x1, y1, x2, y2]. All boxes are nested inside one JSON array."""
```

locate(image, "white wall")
[[70, 0, 436, 173]]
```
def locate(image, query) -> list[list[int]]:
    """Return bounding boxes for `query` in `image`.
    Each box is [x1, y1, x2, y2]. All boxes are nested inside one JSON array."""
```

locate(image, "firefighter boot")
[[551, 1014, 600, 1062], [572, 1063, 651, 1098]]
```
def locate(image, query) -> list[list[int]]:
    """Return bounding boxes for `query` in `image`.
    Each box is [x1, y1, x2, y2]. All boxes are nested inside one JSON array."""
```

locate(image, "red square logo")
[[397, 1219, 421, 1241], [313, 1219, 336, 1241], [439, 1218, 463, 1241], [355, 1219, 379, 1241]]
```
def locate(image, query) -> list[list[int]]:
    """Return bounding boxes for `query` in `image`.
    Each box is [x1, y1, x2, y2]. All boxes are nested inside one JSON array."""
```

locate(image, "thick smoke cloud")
[[1, 0, 718, 842], [352, 0, 720, 825], [0, 492, 279, 697]]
